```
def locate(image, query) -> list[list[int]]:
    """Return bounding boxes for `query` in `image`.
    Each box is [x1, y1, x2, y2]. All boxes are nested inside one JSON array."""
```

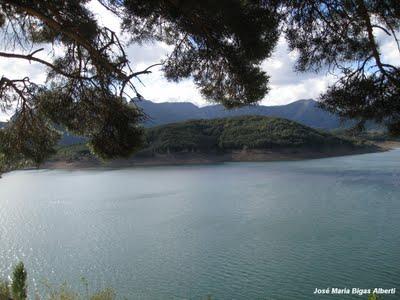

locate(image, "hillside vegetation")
[[50, 116, 374, 165], [143, 116, 361, 153]]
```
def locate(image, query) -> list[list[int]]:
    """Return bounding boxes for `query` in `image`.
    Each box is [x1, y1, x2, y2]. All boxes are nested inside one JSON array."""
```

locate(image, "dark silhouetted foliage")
[[11, 262, 27, 300], [282, 0, 400, 134], [118, 0, 280, 108]]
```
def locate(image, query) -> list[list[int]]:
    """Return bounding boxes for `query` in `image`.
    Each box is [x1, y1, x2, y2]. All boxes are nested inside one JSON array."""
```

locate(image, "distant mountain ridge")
[[0, 99, 350, 131], [136, 99, 344, 129]]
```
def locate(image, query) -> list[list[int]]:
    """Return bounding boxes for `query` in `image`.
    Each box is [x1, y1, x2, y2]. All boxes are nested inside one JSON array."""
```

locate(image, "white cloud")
[[260, 37, 337, 105], [373, 26, 400, 68], [140, 72, 204, 104], [380, 37, 400, 66], [264, 76, 336, 106]]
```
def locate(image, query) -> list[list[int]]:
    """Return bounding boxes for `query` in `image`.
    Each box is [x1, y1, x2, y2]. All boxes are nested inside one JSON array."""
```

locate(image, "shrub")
[[11, 262, 27, 300], [0, 279, 10, 300]]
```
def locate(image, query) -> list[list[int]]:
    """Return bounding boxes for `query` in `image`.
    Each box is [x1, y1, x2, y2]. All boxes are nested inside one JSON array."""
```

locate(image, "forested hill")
[[51, 116, 376, 167], [143, 116, 359, 153], [136, 99, 344, 129]]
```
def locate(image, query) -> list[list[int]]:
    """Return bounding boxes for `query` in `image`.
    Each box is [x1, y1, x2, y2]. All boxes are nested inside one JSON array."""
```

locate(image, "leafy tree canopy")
[[0, 0, 399, 172], [281, 0, 400, 133]]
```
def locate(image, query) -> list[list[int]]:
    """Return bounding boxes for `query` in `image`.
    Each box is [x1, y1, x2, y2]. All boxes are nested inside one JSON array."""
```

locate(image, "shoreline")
[[41, 143, 390, 170], [373, 140, 400, 150]]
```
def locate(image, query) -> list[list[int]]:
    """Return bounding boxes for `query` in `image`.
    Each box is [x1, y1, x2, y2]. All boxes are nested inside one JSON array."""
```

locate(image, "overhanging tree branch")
[[0, 49, 94, 80]]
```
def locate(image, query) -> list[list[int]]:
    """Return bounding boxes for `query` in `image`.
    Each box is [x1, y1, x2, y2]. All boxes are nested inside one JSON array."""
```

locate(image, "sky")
[[0, 1, 399, 121]]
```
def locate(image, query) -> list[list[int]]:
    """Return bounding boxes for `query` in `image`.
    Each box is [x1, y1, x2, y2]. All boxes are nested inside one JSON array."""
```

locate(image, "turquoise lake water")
[[1, 150, 400, 299]]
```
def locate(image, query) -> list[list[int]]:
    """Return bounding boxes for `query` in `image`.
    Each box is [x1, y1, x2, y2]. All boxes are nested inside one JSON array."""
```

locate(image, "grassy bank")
[[0, 262, 114, 300]]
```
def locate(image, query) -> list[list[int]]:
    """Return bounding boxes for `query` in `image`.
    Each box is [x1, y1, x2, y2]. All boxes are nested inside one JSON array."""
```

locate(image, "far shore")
[[373, 140, 400, 150], [39, 141, 399, 170]]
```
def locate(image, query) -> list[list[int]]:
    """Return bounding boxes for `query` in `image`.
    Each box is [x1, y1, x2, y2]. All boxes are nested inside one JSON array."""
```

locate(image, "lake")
[[1, 150, 400, 299]]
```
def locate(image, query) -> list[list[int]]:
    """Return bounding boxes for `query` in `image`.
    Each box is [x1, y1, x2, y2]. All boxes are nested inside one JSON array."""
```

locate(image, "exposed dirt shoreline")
[[373, 140, 400, 150], [41, 143, 393, 170]]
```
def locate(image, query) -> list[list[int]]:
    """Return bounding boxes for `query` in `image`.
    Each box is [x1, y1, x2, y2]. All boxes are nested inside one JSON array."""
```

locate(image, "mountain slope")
[[143, 115, 357, 153], [137, 99, 343, 129]]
